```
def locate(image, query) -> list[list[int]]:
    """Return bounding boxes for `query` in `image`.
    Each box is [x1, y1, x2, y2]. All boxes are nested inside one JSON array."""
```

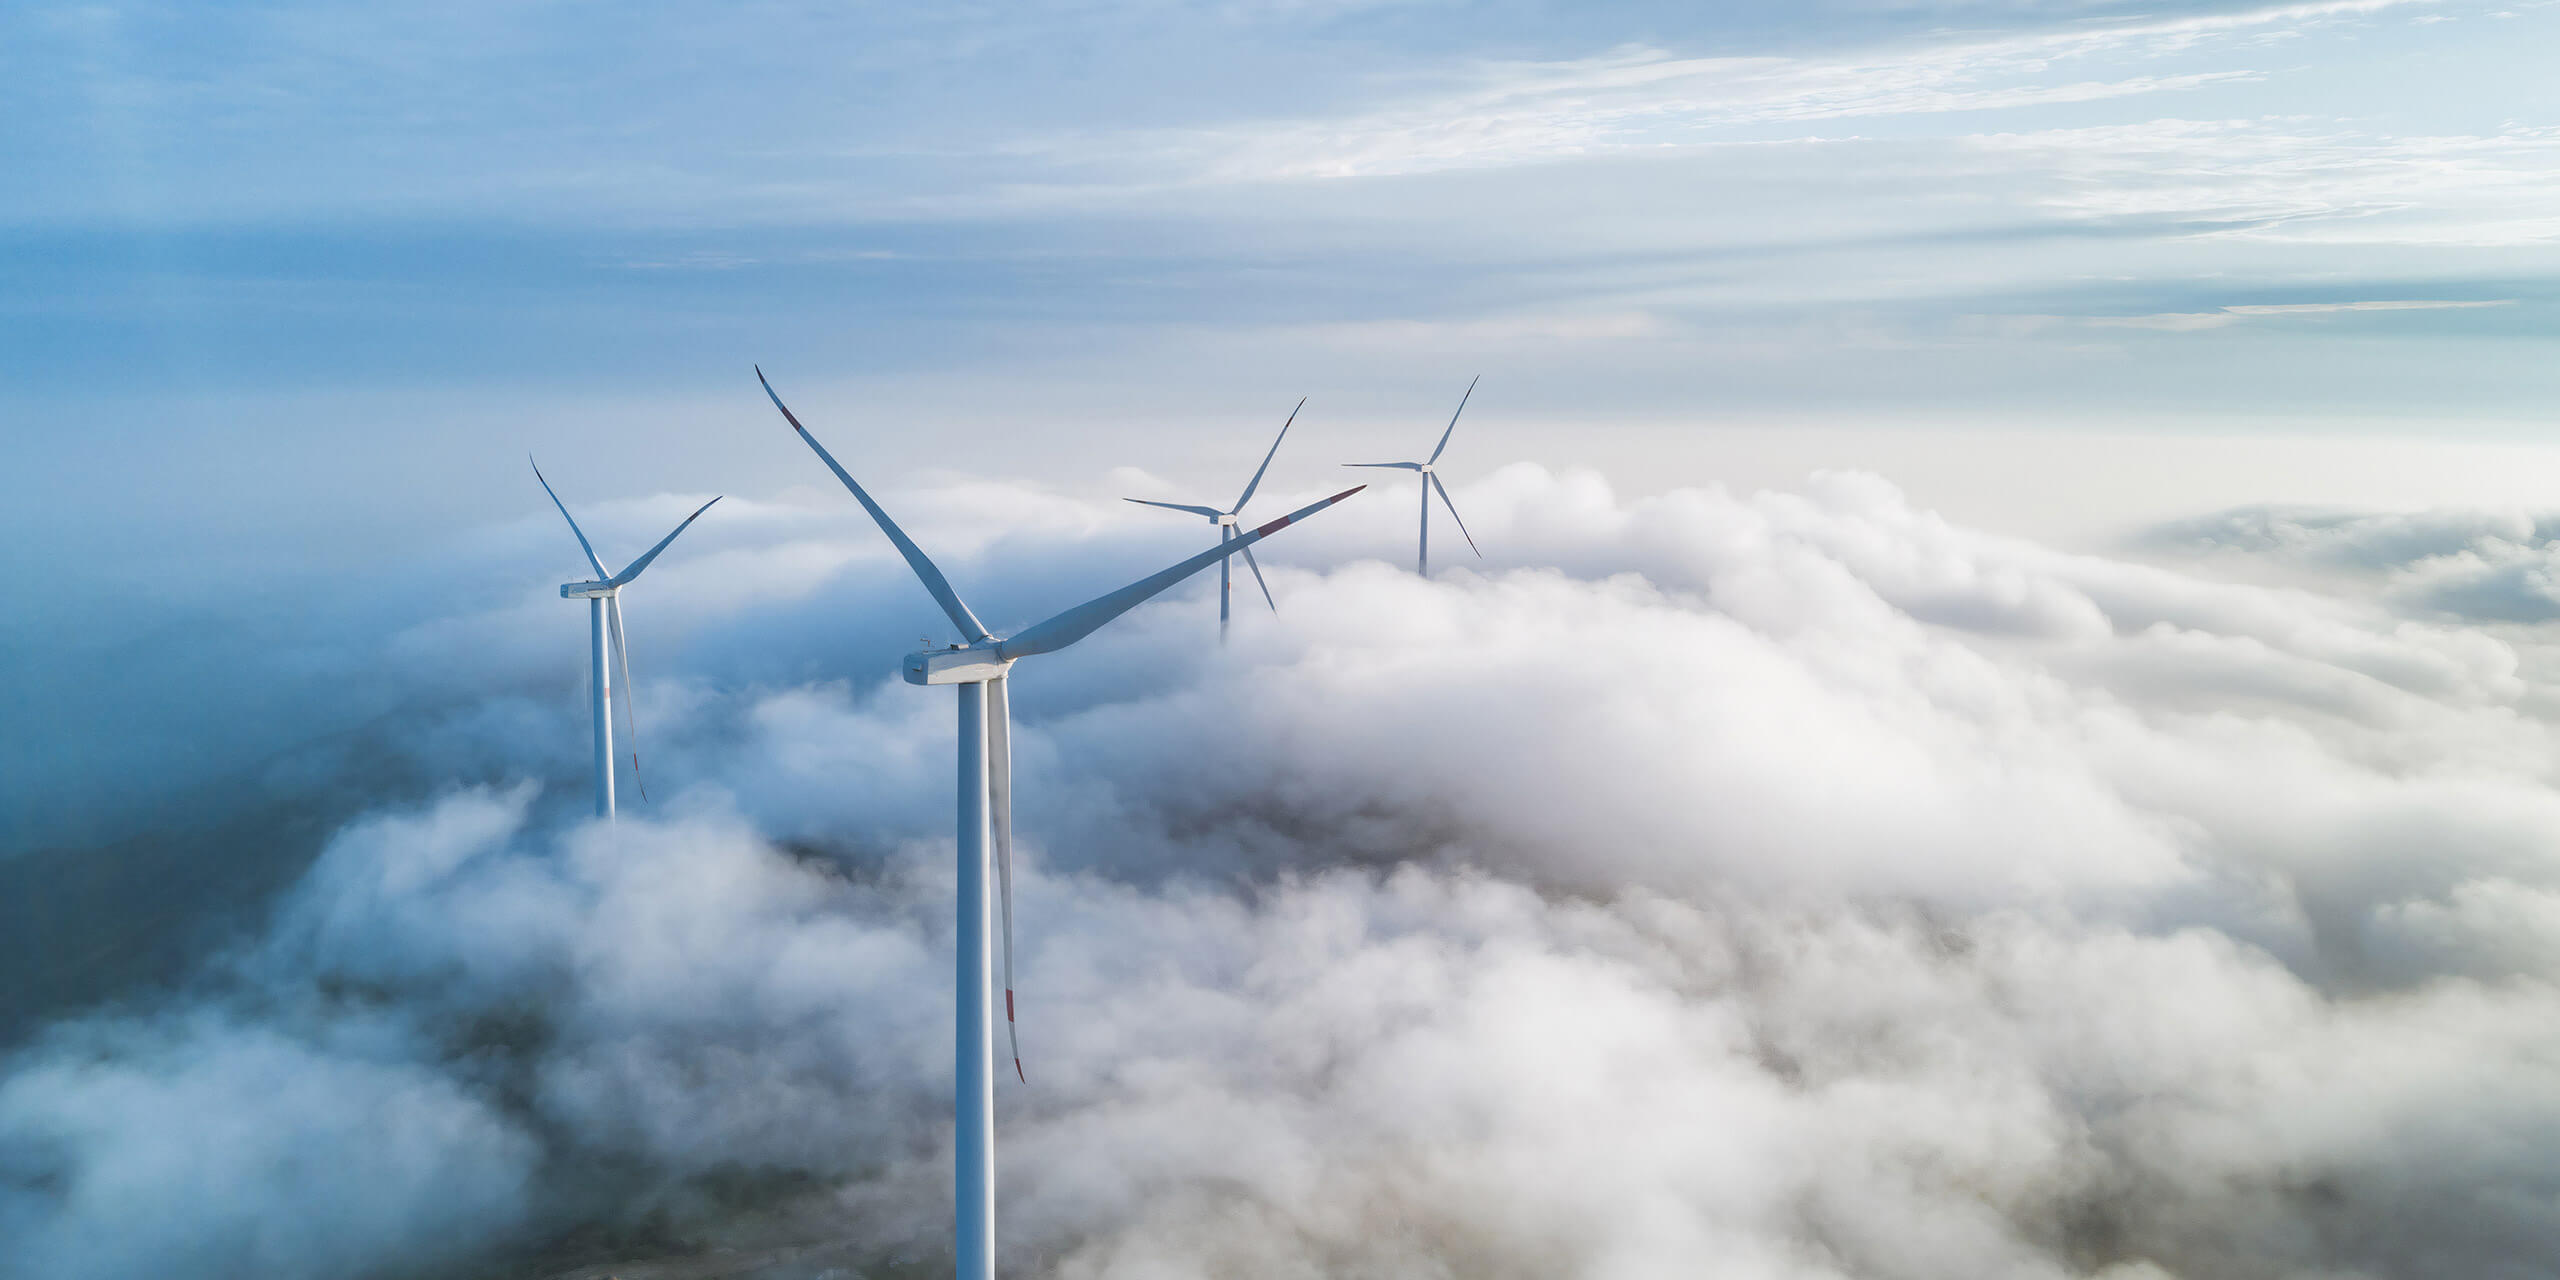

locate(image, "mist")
[[9, 465, 2560, 1277]]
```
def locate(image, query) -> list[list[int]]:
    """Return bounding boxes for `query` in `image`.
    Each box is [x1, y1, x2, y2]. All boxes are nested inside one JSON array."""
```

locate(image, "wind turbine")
[[531, 459, 721, 820], [755, 367, 1361, 1280], [1123, 397, 1303, 642], [1346, 376, 1482, 576]]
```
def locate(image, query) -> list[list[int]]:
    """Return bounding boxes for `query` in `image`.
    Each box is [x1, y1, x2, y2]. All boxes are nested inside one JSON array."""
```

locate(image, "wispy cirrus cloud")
[[2083, 298, 2518, 329], [1971, 117, 2560, 243], [2222, 299, 2520, 314], [1068, 0, 2423, 185]]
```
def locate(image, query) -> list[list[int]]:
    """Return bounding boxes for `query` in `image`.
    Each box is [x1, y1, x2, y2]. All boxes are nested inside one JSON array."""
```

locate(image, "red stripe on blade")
[[1255, 485, 1362, 536]]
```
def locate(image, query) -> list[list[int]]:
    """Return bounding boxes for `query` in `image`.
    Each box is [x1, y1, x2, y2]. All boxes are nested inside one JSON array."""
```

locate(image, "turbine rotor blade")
[[756, 366, 990, 642], [1344, 461, 1424, 470], [607, 594, 647, 803], [530, 456, 609, 579], [1123, 498, 1224, 519], [1231, 396, 1303, 514], [1427, 375, 1479, 465], [988, 674, 1022, 1084], [1430, 473, 1481, 558], [1240, 544, 1277, 612], [998, 485, 1366, 661], [609, 495, 722, 587]]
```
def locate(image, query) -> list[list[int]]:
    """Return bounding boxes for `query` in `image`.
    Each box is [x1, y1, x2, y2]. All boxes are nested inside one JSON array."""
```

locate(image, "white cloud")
[[17, 466, 2560, 1275], [1967, 116, 2560, 244], [2221, 299, 2517, 314], [1047, 2, 2419, 185], [2081, 298, 2518, 329]]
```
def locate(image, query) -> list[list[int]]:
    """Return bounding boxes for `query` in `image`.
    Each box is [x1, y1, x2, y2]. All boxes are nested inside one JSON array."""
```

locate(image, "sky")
[[12, 2, 2560, 1277], [9, 0, 2560, 558]]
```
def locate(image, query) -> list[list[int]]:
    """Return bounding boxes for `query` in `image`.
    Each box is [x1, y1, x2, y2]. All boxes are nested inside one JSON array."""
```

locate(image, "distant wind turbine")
[[1123, 397, 1303, 642], [532, 459, 720, 819], [1346, 376, 1482, 576], [756, 367, 1361, 1280]]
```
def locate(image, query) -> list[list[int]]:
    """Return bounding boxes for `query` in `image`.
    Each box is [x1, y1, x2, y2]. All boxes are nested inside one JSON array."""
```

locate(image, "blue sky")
[[10, 0, 2560, 835], [10, 2, 2558, 500]]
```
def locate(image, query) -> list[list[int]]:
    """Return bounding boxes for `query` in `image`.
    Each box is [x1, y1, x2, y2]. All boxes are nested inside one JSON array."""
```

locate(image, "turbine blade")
[[998, 485, 1366, 660], [1343, 462, 1424, 470], [988, 674, 1022, 1084], [1427, 375, 1478, 465], [1123, 498, 1224, 519], [756, 366, 990, 642], [607, 594, 647, 803], [1231, 397, 1303, 514], [530, 456, 609, 579], [609, 495, 721, 587], [1430, 473, 1481, 558], [1240, 544, 1276, 612]]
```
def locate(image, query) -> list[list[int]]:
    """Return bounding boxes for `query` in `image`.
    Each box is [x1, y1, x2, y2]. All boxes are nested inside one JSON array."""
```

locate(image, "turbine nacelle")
[[906, 643, 1016, 686], [560, 580, 618, 600]]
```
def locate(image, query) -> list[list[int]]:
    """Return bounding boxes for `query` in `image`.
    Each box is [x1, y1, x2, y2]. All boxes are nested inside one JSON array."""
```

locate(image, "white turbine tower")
[[532, 459, 721, 820], [1122, 396, 1303, 642], [1346, 376, 1482, 576], [756, 367, 1362, 1280]]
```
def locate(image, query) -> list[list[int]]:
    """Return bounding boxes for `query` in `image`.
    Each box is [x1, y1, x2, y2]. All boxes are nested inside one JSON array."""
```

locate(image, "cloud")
[[2220, 299, 2518, 315], [2082, 298, 2518, 329], [1965, 117, 2560, 245], [2140, 502, 2560, 623], [0, 1013, 537, 1279], [13, 466, 2560, 1276], [1073, 3, 2423, 186]]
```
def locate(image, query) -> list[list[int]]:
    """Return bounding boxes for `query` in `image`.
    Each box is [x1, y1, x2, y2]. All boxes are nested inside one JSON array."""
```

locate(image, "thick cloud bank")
[[11, 467, 2560, 1278]]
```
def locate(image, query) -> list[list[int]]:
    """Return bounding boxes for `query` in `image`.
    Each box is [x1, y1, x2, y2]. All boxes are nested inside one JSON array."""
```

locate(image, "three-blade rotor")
[[759, 370, 1364, 1083], [1343, 378, 1483, 573]]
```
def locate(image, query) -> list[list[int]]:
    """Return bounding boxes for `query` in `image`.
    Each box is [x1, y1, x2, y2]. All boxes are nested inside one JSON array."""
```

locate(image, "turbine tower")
[[1122, 397, 1303, 642], [532, 459, 721, 820], [1346, 376, 1483, 576], [756, 367, 1361, 1280]]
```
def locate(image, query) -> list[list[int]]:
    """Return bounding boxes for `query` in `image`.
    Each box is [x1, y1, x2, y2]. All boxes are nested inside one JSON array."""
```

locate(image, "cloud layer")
[[11, 468, 2560, 1277]]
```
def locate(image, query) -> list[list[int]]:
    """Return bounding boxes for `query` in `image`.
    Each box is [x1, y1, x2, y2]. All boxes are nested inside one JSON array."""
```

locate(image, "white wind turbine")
[[532, 459, 721, 819], [1346, 376, 1482, 576], [1122, 397, 1303, 642], [756, 367, 1362, 1280]]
